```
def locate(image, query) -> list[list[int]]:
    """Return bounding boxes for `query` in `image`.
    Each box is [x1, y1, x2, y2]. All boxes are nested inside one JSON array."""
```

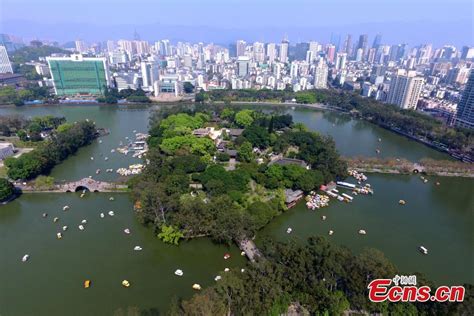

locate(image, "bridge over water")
[[18, 178, 128, 193]]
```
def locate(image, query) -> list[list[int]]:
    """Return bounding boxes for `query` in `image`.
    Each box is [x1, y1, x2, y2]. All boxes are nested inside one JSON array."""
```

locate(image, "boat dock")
[[238, 239, 263, 263]]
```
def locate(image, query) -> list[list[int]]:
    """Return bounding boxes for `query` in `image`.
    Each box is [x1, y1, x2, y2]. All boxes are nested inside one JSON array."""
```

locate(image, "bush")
[[0, 178, 15, 201]]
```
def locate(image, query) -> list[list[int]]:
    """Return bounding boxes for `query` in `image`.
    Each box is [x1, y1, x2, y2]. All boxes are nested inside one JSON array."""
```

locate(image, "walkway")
[[18, 178, 128, 193], [238, 238, 263, 263]]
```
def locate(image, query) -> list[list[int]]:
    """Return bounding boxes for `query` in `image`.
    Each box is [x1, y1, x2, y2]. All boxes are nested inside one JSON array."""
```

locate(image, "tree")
[[237, 141, 254, 162], [157, 225, 184, 245], [33, 176, 55, 190], [183, 82, 195, 94], [235, 110, 254, 127], [0, 178, 15, 201]]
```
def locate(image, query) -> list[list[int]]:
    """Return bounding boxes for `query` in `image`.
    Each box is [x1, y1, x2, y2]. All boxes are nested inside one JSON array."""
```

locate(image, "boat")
[[336, 181, 356, 189], [224, 268, 230, 272], [81, 219, 87, 224], [174, 269, 184, 276], [57, 232, 62, 239], [42, 213, 48, 218], [63, 205, 70, 211], [90, 157, 94, 160], [99, 140, 103, 144], [22, 254, 30, 262], [111, 149, 115, 153], [80, 193, 85, 198], [376, 149, 381, 154], [423, 179, 428, 183], [378, 138, 382, 142], [286, 227, 292, 234], [192, 284, 201, 290], [84, 280, 91, 288], [436, 182, 440, 186], [53, 217, 59, 223], [214, 275, 222, 281], [341, 193, 353, 201], [419, 246, 428, 254], [62, 225, 68, 231], [358, 229, 367, 235], [241, 268, 245, 272], [122, 280, 130, 287], [399, 199, 406, 205], [328, 230, 334, 235], [78, 225, 85, 231], [109, 197, 115, 201], [223, 253, 231, 260], [108, 211, 115, 216], [100, 213, 105, 218], [240, 251, 246, 256], [124, 228, 131, 234], [321, 215, 326, 220], [104, 157, 109, 161], [134, 246, 142, 251], [95, 169, 101, 174]]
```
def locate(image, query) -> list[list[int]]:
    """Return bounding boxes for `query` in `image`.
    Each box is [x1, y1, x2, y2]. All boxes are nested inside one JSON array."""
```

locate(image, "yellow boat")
[[122, 280, 130, 287], [84, 280, 91, 288]]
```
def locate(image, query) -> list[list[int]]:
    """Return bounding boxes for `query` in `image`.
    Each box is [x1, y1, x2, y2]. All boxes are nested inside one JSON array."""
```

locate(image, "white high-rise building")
[[305, 50, 314, 64], [313, 59, 328, 89], [236, 40, 247, 57], [386, 69, 424, 109], [253, 42, 265, 63], [290, 61, 298, 79], [266, 43, 277, 63], [309, 41, 319, 54], [75, 40, 87, 53], [0, 45, 13, 74], [140, 61, 160, 90], [106, 41, 116, 53], [279, 40, 289, 63]]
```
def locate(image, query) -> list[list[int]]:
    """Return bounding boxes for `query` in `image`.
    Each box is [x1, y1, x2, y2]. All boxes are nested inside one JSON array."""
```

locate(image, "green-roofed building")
[[47, 54, 110, 96]]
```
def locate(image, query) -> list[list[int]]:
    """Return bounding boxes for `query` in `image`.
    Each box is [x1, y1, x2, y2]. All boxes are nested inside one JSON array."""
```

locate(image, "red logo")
[[368, 276, 465, 303]]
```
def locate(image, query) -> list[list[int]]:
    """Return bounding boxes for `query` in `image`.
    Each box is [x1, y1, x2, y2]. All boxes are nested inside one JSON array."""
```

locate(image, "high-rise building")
[[313, 59, 328, 89], [455, 70, 474, 129], [330, 33, 341, 51], [309, 41, 319, 54], [279, 39, 289, 63], [236, 40, 247, 57], [335, 53, 347, 70], [266, 43, 277, 63], [0, 45, 13, 73], [75, 40, 87, 53], [140, 61, 159, 89], [106, 40, 116, 53], [47, 54, 110, 96], [356, 34, 368, 58], [326, 44, 336, 64], [253, 42, 265, 63], [372, 34, 382, 49], [460, 46, 474, 60], [237, 56, 250, 77], [306, 50, 314, 64], [290, 61, 298, 79], [342, 34, 352, 56], [386, 69, 424, 109]]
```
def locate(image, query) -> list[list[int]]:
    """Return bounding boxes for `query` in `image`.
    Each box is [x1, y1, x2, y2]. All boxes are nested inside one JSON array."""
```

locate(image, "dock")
[[238, 239, 263, 263]]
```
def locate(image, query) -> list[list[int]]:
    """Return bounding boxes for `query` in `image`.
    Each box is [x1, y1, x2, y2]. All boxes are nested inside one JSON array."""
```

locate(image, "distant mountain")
[[2, 19, 472, 47]]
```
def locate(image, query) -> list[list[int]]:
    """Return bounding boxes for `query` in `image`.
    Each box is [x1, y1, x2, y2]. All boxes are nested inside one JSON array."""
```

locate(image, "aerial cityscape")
[[0, 0, 473, 315]]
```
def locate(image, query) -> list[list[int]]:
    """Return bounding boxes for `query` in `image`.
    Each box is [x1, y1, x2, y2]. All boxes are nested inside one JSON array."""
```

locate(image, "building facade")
[[47, 54, 110, 96], [455, 70, 474, 129], [0, 45, 13, 74], [386, 69, 424, 109]]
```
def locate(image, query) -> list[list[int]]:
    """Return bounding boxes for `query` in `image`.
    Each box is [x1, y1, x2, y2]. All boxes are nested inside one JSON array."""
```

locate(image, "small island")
[[132, 105, 347, 245]]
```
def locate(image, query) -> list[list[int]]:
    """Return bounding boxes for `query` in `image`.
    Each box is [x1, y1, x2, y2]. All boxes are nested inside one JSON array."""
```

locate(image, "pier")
[[238, 238, 264, 263]]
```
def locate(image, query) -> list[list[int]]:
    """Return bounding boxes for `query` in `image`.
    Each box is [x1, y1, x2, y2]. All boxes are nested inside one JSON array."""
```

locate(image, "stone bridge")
[[18, 178, 127, 193], [60, 178, 127, 192]]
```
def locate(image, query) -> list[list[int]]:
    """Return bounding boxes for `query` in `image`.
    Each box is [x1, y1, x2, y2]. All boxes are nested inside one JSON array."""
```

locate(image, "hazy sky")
[[1, 0, 473, 45]]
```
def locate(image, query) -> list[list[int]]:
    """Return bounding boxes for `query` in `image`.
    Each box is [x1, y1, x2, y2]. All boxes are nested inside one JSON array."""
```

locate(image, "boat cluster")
[[348, 169, 368, 183], [352, 184, 374, 195], [305, 192, 330, 210], [116, 164, 144, 176]]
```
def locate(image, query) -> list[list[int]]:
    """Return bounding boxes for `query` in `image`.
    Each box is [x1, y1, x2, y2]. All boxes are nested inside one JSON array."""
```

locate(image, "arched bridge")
[[17, 178, 127, 193], [61, 178, 126, 192]]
